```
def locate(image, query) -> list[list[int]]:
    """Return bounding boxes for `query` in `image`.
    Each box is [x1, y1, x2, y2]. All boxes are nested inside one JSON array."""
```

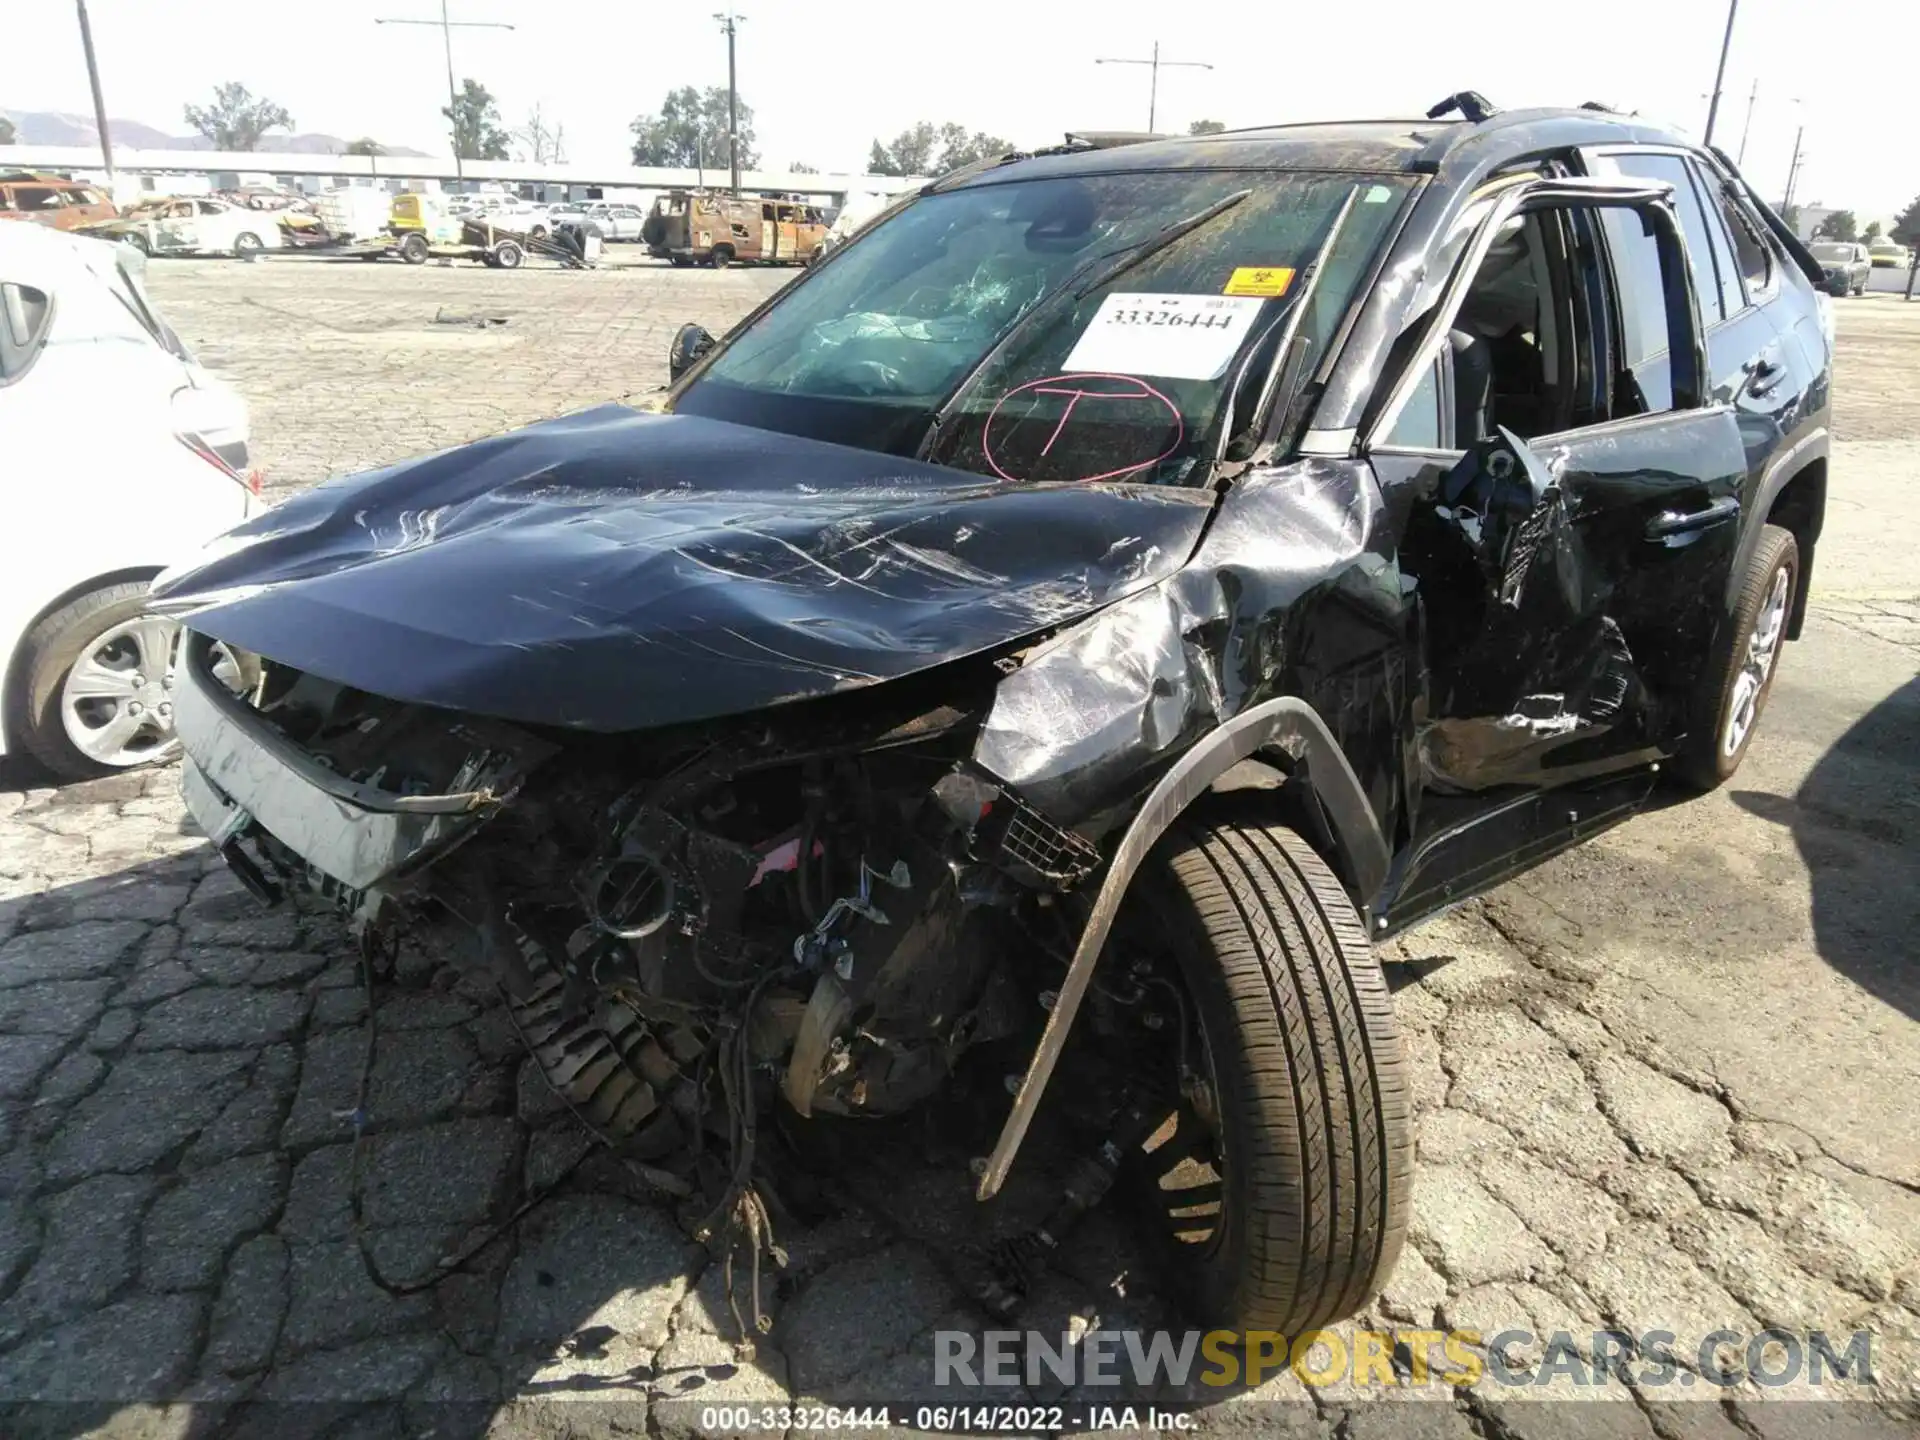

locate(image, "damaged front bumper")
[[173, 631, 544, 904]]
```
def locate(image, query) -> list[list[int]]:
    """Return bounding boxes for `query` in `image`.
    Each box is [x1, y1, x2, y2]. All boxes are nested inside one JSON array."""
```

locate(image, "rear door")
[[1368, 176, 1746, 793]]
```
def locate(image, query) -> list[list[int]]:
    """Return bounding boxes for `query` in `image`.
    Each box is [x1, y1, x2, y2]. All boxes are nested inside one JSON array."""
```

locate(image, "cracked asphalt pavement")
[[0, 258, 1915, 1438]]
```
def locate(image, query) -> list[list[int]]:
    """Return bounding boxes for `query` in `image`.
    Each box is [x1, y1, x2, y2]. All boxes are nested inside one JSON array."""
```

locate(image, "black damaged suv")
[[155, 97, 1832, 1335]]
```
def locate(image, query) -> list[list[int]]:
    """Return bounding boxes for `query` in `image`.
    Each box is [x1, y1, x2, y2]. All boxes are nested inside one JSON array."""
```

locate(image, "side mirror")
[[669, 322, 717, 381]]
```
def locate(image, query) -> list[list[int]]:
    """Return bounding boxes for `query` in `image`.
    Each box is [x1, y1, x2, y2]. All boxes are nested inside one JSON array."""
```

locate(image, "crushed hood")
[[153, 405, 1215, 731]]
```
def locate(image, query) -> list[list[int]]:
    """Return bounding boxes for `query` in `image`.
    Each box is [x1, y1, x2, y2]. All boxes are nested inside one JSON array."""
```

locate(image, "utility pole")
[[1702, 0, 1740, 145], [1781, 124, 1806, 216], [375, 3, 514, 185], [1736, 79, 1759, 166], [1095, 41, 1213, 133], [714, 11, 743, 197], [74, 0, 115, 183]]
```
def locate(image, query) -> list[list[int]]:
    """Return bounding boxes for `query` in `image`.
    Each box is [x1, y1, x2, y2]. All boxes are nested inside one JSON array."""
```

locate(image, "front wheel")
[[233, 231, 264, 261], [709, 246, 733, 269], [398, 232, 431, 265], [1673, 523, 1798, 789], [1123, 811, 1411, 1333]]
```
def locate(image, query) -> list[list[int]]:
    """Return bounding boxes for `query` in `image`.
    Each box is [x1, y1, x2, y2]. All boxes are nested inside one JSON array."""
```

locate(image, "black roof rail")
[[1059, 130, 1167, 149], [1426, 91, 1498, 123]]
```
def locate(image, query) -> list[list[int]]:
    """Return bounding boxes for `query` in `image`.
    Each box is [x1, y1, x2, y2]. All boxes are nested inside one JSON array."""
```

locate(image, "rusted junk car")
[[644, 190, 827, 267]]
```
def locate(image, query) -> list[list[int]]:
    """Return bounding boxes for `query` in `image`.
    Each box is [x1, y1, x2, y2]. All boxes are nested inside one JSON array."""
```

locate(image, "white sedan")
[[0, 221, 256, 779], [91, 197, 283, 260]]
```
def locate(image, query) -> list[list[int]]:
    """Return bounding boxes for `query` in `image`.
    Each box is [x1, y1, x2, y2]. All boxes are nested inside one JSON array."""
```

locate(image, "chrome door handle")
[[1646, 494, 1741, 540]]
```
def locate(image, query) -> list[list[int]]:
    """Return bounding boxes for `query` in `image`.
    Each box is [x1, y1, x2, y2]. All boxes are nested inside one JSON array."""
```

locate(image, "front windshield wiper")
[[1212, 184, 1361, 469], [913, 188, 1253, 461]]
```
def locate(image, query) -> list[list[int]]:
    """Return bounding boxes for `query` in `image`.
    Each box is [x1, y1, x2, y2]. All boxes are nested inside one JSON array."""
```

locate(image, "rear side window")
[[1714, 188, 1773, 298], [1609, 152, 1727, 327]]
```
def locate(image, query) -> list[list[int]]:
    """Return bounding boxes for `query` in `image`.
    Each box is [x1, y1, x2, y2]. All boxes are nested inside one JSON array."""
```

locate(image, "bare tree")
[[515, 105, 567, 165], [1188, 118, 1226, 135]]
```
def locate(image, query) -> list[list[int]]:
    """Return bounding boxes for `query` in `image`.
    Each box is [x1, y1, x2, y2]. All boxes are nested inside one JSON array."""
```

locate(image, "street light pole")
[[1095, 41, 1213, 133], [374, 5, 514, 186], [74, 0, 115, 183], [1703, 0, 1740, 145], [714, 11, 743, 197]]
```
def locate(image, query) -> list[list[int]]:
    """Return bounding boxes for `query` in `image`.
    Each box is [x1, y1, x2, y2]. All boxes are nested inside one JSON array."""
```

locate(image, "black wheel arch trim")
[[1739, 427, 1826, 637], [975, 695, 1388, 1200]]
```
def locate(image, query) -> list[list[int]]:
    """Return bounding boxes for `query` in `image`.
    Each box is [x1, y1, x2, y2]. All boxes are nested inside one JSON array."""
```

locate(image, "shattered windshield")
[[675, 169, 1414, 482]]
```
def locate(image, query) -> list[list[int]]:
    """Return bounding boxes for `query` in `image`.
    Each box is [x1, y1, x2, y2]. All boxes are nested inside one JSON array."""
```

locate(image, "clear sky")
[[9, 0, 1910, 218]]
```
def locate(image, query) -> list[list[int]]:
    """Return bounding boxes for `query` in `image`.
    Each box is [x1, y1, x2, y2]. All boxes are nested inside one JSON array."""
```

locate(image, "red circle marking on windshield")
[[981, 372, 1184, 484]]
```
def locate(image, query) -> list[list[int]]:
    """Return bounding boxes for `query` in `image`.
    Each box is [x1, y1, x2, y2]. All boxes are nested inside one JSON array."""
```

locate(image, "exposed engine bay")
[[195, 641, 1167, 1321]]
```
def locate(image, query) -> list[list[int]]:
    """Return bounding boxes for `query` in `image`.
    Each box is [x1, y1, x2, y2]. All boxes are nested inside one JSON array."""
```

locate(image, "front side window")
[[678, 169, 1414, 481], [1383, 356, 1444, 449]]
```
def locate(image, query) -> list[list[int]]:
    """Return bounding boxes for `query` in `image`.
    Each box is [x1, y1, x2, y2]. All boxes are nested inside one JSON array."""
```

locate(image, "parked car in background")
[[0, 172, 118, 232], [1810, 240, 1871, 295], [446, 194, 554, 238], [494, 201, 553, 239], [816, 191, 897, 259], [0, 221, 256, 780], [1868, 238, 1911, 269], [581, 202, 648, 241], [81, 196, 283, 260]]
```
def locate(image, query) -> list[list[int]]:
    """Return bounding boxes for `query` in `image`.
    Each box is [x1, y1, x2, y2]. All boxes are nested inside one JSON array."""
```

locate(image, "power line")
[[374, 1, 514, 184], [1094, 42, 1212, 134]]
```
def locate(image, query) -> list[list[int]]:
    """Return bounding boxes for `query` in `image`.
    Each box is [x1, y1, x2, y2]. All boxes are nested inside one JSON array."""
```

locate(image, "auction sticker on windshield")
[[1062, 293, 1266, 381], [1224, 266, 1296, 297]]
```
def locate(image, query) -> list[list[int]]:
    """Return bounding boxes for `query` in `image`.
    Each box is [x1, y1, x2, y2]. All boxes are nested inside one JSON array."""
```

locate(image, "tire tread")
[[1146, 810, 1410, 1332]]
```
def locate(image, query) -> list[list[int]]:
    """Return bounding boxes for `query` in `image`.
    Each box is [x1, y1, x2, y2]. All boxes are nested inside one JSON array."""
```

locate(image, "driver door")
[[1371, 177, 1746, 796]]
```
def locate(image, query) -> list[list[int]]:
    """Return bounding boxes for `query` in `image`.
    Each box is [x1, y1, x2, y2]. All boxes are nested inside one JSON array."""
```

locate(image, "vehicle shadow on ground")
[[1731, 674, 1920, 1021], [0, 785, 1238, 1440]]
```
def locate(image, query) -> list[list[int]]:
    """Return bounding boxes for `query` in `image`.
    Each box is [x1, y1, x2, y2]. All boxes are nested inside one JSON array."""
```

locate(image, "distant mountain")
[[1, 108, 429, 158]]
